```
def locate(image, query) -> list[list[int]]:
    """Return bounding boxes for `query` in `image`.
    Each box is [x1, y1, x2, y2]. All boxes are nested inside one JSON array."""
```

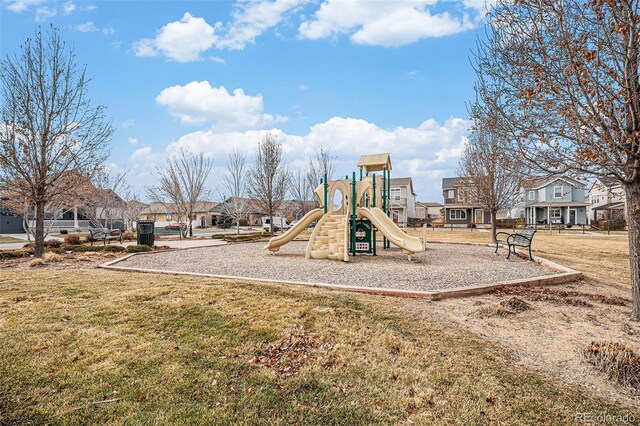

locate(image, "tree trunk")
[[236, 219, 240, 235], [34, 199, 46, 257], [270, 212, 274, 237], [491, 210, 497, 244], [624, 182, 640, 321]]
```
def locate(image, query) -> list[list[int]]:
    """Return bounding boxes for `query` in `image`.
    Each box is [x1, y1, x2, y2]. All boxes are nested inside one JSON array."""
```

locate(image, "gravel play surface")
[[115, 241, 555, 292]]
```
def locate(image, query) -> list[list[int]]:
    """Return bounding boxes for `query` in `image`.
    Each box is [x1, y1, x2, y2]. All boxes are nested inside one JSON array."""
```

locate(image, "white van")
[[262, 216, 290, 232]]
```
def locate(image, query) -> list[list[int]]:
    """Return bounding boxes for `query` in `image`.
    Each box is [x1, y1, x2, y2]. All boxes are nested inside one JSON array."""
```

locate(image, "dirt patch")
[[253, 329, 334, 378], [584, 341, 640, 392], [493, 285, 630, 308], [473, 297, 532, 318]]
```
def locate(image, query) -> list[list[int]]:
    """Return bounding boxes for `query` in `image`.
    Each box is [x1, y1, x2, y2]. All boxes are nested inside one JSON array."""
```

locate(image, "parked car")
[[164, 223, 186, 231], [262, 216, 290, 232]]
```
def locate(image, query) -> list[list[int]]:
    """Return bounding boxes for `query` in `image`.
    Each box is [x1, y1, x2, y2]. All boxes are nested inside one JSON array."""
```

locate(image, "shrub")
[[46, 248, 66, 255], [583, 341, 640, 391], [121, 231, 135, 241], [0, 249, 34, 260], [127, 244, 152, 253], [29, 258, 44, 267], [44, 239, 62, 248], [60, 229, 68, 235], [44, 252, 62, 262], [104, 245, 126, 252], [64, 234, 82, 245], [64, 245, 105, 253], [76, 255, 92, 262]]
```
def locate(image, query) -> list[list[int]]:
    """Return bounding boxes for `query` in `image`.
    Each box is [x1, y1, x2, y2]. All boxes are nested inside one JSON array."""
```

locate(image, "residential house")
[[139, 201, 218, 227], [415, 202, 443, 220], [442, 177, 491, 227], [587, 176, 626, 224], [513, 176, 588, 225], [389, 177, 417, 227]]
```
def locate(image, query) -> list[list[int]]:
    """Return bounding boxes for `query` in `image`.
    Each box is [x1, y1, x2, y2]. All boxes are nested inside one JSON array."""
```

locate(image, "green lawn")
[[0, 269, 636, 424], [0, 235, 26, 243]]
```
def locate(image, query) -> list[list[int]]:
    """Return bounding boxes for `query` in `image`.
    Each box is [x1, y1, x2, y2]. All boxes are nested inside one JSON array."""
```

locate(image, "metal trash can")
[[137, 220, 155, 247]]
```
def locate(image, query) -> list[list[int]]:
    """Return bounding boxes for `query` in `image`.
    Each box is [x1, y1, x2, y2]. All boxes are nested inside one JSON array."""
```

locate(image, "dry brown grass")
[[28, 258, 44, 267], [43, 252, 62, 263], [0, 269, 635, 424], [584, 342, 640, 392]]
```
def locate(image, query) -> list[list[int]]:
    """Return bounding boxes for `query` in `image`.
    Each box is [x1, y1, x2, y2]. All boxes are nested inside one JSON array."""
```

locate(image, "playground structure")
[[264, 153, 426, 261]]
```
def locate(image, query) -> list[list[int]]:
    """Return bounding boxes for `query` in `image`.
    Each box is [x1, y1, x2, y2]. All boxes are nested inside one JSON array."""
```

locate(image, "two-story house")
[[587, 176, 626, 224], [514, 176, 588, 225], [442, 177, 491, 227], [388, 177, 417, 227]]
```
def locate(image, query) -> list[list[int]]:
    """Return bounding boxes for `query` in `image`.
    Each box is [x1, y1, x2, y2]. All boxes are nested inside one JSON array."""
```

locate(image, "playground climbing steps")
[[306, 214, 348, 261]]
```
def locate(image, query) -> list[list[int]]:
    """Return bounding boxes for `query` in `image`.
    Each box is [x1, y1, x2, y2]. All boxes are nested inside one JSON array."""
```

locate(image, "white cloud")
[[4, 0, 44, 12], [74, 21, 98, 32], [298, 84, 309, 91], [209, 55, 226, 64], [62, 1, 75, 15], [299, 0, 479, 47], [130, 146, 153, 160], [127, 137, 138, 145], [216, 0, 308, 50], [121, 119, 135, 128], [133, 12, 220, 62], [156, 81, 288, 130], [102, 27, 115, 35], [35, 6, 55, 21], [156, 115, 470, 200]]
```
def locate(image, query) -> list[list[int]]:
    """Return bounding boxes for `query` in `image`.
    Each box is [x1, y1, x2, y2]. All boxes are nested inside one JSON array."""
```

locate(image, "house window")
[[447, 189, 454, 199], [449, 209, 467, 220], [390, 188, 401, 200], [550, 208, 561, 219], [457, 189, 465, 202], [528, 191, 535, 201], [554, 185, 563, 198]]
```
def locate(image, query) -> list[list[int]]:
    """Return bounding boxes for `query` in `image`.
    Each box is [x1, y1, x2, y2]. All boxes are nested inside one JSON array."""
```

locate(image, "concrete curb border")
[[99, 241, 582, 301]]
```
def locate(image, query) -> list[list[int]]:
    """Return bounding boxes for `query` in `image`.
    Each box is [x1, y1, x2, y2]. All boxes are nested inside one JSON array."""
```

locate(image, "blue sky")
[[1, 0, 489, 202]]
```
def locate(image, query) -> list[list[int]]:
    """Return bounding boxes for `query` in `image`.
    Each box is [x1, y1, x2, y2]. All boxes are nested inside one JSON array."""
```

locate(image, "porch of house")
[[526, 205, 587, 226]]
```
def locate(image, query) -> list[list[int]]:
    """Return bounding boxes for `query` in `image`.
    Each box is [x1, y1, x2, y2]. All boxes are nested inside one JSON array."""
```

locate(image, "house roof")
[[529, 201, 588, 207], [390, 177, 415, 195], [442, 177, 469, 190], [592, 202, 625, 211], [417, 201, 443, 207], [357, 153, 392, 173], [590, 176, 623, 192], [522, 175, 586, 190]]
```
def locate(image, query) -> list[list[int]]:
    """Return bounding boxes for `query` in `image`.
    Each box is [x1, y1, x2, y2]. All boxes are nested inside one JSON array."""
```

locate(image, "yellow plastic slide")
[[264, 208, 324, 252], [357, 207, 424, 254]]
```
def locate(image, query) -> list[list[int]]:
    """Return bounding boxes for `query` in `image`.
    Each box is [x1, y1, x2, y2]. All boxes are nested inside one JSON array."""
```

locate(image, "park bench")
[[495, 229, 537, 260], [88, 227, 122, 246]]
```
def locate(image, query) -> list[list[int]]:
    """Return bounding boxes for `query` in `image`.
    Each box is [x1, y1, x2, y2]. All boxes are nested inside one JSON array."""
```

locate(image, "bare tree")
[[79, 167, 128, 230], [478, 0, 640, 319], [247, 133, 290, 236], [307, 146, 337, 194], [290, 167, 313, 218], [221, 149, 251, 235], [459, 88, 522, 243], [147, 150, 213, 238], [122, 191, 148, 231], [0, 27, 113, 256]]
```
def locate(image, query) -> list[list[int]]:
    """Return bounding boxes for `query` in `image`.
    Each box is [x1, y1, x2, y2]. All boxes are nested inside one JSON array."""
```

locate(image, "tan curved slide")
[[358, 207, 424, 254], [264, 208, 324, 252]]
